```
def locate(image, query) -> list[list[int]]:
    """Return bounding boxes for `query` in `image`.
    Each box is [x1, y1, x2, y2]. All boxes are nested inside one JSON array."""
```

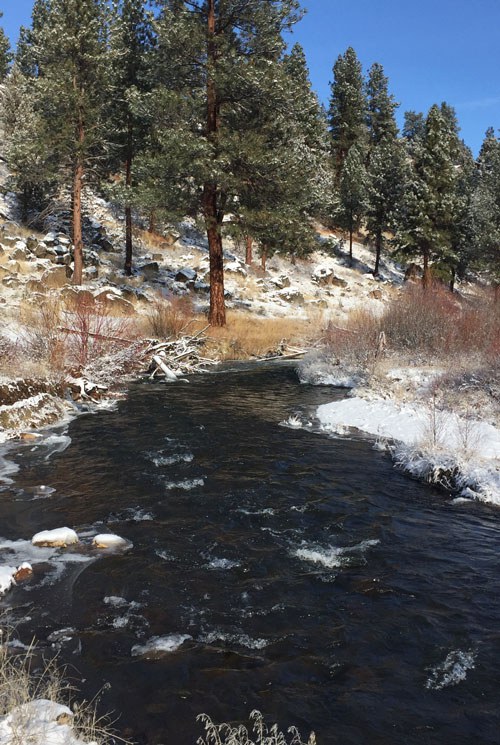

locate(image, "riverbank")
[[296, 277, 500, 505]]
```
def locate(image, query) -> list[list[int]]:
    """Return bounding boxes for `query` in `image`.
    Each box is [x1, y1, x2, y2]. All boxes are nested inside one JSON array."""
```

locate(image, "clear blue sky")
[[2, 0, 499, 154]]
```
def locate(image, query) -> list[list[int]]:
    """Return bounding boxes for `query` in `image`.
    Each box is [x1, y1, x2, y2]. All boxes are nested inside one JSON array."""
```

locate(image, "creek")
[[1, 363, 500, 744]]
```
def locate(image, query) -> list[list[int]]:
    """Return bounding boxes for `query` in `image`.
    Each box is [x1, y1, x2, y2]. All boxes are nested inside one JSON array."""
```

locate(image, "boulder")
[[99, 237, 114, 252], [92, 533, 129, 549], [61, 287, 95, 308], [140, 261, 160, 280], [32, 527, 79, 547], [83, 266, 99, 280], [369, 289, 383, 300], [165, 231, 181, 245], [42, 231, 58, 246], [13, 563, 33, 582], [175, 267, 197, 283], [10, 242, 30, 261], [270, 275, 291, 289], [41, 266, 71, 288]]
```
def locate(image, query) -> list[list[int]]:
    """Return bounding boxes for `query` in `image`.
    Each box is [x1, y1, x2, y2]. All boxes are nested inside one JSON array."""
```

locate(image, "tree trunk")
[[349, 226, 353, 266], [422, 246, 431, 289], [245, 235, 253, 265], [72, 154, 84, 285], [261, 249, 267, 272], [148, 209, 157, 233], [124, 143, 133, 276], [72, 86, 85, 286], [449, 266, 456, 293], [203, 0, 225, 326], [373, 232, 382, 276]]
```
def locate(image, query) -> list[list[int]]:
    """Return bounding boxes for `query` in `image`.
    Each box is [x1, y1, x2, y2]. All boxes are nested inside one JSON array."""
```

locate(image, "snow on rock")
[[0, 566, 17, 596], [32, 528, 79, 548], [0, 699, 96, 745], [92, 533, 130, 550], [317, 397, 500, 504], [0, 562, 33, 596]]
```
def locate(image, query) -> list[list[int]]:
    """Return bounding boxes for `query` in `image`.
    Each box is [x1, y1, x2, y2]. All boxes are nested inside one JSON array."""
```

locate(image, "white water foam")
[[131, 634, 191, 657], [206, 558, 241, 570], [199, 629, 268, 650], [108, 507, 154, 523], [293, 539, 380, 570], [425, 649, 476, 690], [155, 549, 176, 562], [165, 478, 204, 491], [236, 508, 275, 516], [148, 452, 194, 467]]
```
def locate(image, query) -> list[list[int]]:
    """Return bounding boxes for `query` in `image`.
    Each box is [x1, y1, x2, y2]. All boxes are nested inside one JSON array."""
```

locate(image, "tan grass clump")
[[205, 312, 313, 360]]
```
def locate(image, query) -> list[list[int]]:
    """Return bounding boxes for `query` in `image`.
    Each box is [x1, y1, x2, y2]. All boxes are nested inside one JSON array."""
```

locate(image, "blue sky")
[[2, 0, 499, 154]]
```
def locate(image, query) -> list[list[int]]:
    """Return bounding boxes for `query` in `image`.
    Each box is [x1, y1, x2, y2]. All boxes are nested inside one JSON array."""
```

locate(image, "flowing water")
[[1, 363, 500, 744]]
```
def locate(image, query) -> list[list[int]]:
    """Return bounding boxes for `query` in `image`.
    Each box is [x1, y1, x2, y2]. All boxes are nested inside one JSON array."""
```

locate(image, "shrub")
[[381, 284, 500, 359], [146, 295, 195, 339]]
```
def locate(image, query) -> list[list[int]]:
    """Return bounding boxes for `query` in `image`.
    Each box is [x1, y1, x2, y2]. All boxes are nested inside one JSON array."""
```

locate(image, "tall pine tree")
[[108, 0, 153, 275], [328, 47, 367, 181], [336, 143, 368, 265], [396, 103, 461, 286], [31, 0, 111, 284], [0, 12, 11, 80], [366, 62, 398, 147], [148, 0, 303, 326]]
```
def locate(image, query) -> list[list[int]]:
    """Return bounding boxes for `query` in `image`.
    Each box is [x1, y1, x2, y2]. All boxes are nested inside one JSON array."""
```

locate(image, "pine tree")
[[0, 12, 12, 80], [148, 0, 303, 326], [328, 47, 367, 181], [15, 1, 50, 77], [30, 0, 111, 284], [0, 65, 57, 219], [366, 62, 398, 146], [475, 127, 500, 283], [402, 110, 425, 156], [234, 42, 331, 267], [396, 103, 461, 286], [107, 0, 153, 275], [366, 137, 406, 275], [336, 144, 368, 265]]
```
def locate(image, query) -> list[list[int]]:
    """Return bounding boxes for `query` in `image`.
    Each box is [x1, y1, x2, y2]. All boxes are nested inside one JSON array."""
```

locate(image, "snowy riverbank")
[[316, 395, 500, 505]]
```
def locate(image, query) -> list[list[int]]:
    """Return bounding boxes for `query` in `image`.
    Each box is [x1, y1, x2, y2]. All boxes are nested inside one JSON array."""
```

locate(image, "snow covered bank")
[[0, 699, 96, 745], [317, 397, 500, 505]]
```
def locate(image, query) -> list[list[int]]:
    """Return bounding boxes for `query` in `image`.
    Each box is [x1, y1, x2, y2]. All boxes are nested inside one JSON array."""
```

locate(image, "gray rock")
[[42, 231, 58, 246], [194, 281, 210, 293], [83, 266, 98, 280], [140, 262, 160, 280], [175, 267, 197, 283]]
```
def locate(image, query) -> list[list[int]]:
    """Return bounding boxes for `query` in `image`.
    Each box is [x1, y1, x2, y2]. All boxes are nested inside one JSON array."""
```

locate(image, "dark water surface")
[[1, 363, 500, 744]]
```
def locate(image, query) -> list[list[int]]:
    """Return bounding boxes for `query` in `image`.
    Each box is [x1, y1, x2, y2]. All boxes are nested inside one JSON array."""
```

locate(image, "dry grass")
[[145, 295, 197, 339], [197, 710, 316, 745], [205, 311, 314, 360], [0, 630, 128, 744]]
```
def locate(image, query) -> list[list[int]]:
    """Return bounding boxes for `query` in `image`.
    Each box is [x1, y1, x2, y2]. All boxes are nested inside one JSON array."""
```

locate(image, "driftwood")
[[143, 330, 308, 382], [143, 329, 214, 381]]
